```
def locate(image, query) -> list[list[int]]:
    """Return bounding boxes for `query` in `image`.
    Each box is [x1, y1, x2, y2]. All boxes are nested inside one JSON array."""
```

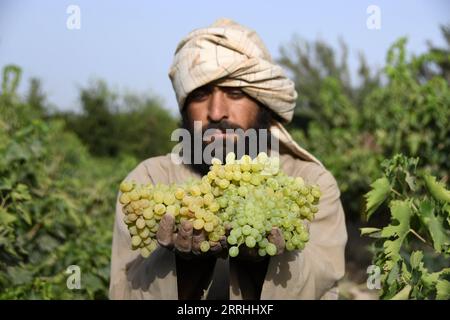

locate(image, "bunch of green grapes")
[[202, 152, 321, 257], [119, 178, 226, 257], [119, 152, 321, 258]]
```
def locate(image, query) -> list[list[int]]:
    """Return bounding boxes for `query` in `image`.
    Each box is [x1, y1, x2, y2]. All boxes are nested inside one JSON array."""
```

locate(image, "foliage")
[[280, 29, 450, 219], [361, 154, 450, 300], [0, 65, 137, 299], [58, 80, 178, 159]]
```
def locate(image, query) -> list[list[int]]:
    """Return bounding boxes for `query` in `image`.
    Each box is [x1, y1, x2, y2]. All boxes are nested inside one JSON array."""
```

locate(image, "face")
[[184, 84, 261, 140], [181, 84, 273, 174]]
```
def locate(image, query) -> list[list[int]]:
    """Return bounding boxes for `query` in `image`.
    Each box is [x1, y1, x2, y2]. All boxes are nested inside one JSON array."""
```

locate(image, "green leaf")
[[360, 227, 382, 238], [360, 227, 381, 235], [418, 200, 450, 253], [409, 251, 423, 269], [381, 200, 412, 267], [390, 284, 411, 300], [365, 177, 391, 220], [436, 280, 450, 300], [0, 207, 17, 224], [423, 175, 450, 203], [7, 266, 33, 286]]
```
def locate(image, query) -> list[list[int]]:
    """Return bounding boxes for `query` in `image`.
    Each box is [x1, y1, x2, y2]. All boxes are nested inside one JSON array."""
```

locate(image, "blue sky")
[[0, 0, 448, 113]]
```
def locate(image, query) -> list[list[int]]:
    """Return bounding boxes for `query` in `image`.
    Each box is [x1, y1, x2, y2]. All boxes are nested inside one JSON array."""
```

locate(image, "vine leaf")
[[360, 227, 382, 238], [365, 177, 391, 220], [436, 280, 450, 300], [380, 200, 412, 269], [423, 175, 450, 203], [418, 200, 450, 253]]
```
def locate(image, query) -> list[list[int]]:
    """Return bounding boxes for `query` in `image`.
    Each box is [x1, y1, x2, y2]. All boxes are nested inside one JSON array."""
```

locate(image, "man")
[[109, 18, 347, 300]]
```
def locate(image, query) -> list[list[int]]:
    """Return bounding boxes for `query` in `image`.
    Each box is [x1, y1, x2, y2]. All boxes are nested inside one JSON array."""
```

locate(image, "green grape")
[[299, 232, 309, 242], [266, 243, 277, 256], [193, 219, 205, 230], [140, 247, 151, 258], [306, 194, 315, 204], [163, 193, 176, 205], [154, 203, 166, 215], [209, 232, 220, 242], [136, 218, 146, 229], [129, 190, 140, 201], [233, 171, 242, 181], [119, 193, 131, 205], [131, 235, 142, 247], [242, 225, 252, 235], [229, 228, 240, 239], [227, 235, 238, 245], [139, 228, 150, 239], [145, 219, 156, 228], [153, 191, 164, 204], [143, 208, 154, 220], [127, 213, 138, 222], [299, 186, 309, 196], [139, 199, 150, 209], [291, 235, 301, 246], [218, 197, 228, 208], [128, 226, 138, 236], [286, 241, 295, 251], [258, 248, 267, 257], [237, 217, 247, 226], [250, 228, 260, 239], [204, 222, 214, 232], [166, 205, 178, 216], [245, 236, 256, 248], [120, 181, 134, 193], [258, 238, 269, 248], [229, 246, 239, 257], [200, 241, 210, 252]]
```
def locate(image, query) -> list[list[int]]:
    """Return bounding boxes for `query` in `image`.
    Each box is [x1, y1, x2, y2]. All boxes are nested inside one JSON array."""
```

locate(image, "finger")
[[174, 220, 193, 253], [156, 214, 175, 248], [268, 227, 285, 255], [224, 223, 232, 236], [303, 220, 311, 233], [219, 235, 228, 250], [209, 241, 222, 254], [191, 229, 206, 255]]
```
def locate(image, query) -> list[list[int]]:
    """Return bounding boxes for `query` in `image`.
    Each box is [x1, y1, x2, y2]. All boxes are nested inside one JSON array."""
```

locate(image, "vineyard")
[[0, 31, 449, 299]]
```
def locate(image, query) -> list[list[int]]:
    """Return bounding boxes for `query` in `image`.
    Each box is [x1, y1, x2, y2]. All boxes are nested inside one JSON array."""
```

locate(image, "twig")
[[391, 188, 404, 199], [409, 228, 428, 245]]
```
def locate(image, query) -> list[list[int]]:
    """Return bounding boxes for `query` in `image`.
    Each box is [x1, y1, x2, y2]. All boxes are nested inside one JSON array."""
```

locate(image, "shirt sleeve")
[[260, 167, 347, 299], [108, 161, 153, 299]]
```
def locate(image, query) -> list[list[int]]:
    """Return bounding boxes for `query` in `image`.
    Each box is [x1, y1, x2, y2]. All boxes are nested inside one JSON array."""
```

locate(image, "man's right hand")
[[156, 214, 228, 259]]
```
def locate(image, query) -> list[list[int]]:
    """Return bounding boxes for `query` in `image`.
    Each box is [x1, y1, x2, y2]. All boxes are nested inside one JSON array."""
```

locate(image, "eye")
[[224, 87, 245, 99], [189, 86, 211, 102]]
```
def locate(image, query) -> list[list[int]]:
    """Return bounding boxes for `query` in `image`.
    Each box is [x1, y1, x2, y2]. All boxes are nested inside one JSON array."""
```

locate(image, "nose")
[[207, 87, 229, 122]]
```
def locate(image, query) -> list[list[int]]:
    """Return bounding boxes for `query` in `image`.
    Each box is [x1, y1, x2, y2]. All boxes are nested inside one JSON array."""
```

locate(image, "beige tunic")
[[109, 153, 347, 299]]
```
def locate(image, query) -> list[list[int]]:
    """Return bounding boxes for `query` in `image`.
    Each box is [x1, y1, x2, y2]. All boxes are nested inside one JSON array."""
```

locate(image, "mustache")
[[202, 120, 243, 133]]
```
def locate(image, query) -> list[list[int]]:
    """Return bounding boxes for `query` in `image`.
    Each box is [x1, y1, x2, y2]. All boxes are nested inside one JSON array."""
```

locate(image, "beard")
[[180, 104, 275, 176]]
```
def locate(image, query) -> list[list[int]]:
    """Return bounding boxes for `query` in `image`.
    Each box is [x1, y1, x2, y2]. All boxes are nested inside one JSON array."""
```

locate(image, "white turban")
[[169, 18, 323, 166]]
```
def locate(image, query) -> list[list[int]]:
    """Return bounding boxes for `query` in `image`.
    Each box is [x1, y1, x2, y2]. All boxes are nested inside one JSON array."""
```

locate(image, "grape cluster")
[[119, 152, 321, 258], [119, 179, 225, 258]]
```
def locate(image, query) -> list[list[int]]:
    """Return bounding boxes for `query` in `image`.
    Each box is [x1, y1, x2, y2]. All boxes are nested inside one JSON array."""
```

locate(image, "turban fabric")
[[169, 18, 323, 166]]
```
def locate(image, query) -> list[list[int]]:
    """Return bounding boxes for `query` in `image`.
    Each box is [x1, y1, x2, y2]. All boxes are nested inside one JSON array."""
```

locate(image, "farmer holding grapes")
[[109, 18, 347, 300]]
